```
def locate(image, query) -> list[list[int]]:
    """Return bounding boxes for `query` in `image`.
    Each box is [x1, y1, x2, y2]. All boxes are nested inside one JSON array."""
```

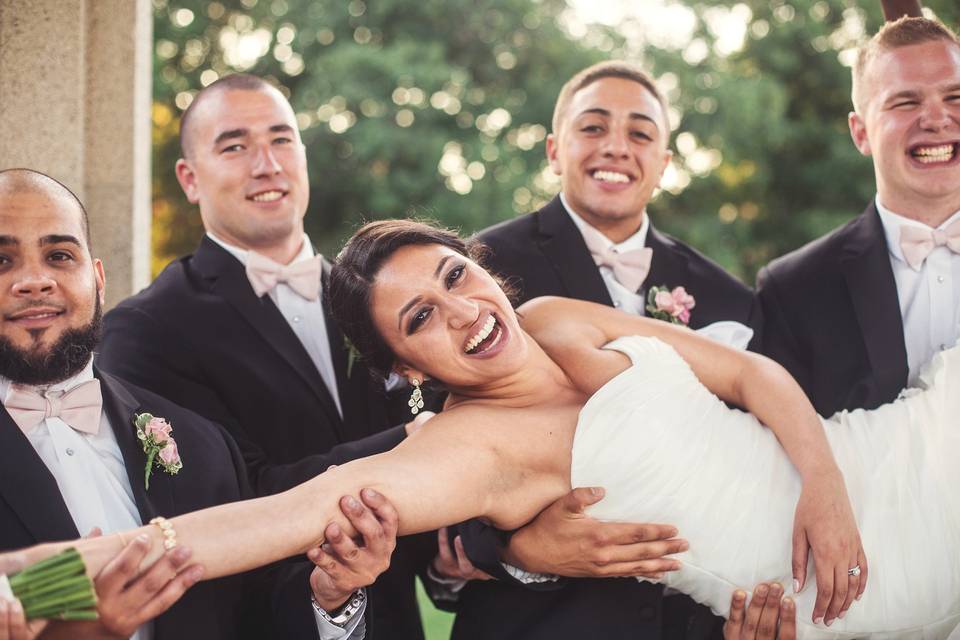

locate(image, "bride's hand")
[[792, 468, 867, 626]]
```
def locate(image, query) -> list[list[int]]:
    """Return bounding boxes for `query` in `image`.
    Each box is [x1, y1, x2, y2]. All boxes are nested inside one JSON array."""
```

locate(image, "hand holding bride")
[[792, 467, 867, 627], [502, 487, 687, 579]]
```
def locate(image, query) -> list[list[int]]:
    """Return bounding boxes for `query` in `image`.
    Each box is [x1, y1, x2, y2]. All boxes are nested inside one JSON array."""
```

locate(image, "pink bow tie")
[[580, 224, 653, 292], [5, 379, 102, 436], [246, 252, 322, 301], [899, 219, 960, 271]]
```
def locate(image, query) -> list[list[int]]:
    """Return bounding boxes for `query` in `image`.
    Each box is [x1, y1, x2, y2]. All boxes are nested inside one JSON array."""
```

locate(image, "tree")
[[151, 0, 959, 282]]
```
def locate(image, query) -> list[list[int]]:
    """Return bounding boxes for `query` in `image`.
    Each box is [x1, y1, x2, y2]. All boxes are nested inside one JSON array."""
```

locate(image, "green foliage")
[[152, 0, 959, 283]]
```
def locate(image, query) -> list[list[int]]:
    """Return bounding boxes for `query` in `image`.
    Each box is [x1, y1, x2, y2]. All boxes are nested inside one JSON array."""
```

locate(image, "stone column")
[[0, 0, 153, 308]]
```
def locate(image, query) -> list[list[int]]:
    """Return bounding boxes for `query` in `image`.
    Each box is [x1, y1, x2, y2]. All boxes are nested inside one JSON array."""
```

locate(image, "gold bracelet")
[[149, 516, 178, 550]]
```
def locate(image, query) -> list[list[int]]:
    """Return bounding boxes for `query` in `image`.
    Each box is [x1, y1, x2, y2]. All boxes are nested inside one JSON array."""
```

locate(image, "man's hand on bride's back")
[[501, 487, 687, 578]]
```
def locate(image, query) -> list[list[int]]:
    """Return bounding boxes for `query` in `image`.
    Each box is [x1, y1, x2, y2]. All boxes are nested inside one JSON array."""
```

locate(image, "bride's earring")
[[408, 378, 424, 415]]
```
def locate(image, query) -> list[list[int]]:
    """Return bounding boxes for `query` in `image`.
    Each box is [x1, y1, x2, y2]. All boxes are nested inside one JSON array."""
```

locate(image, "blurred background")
[[151, 0, 958, 286], [153, 1, 960, 636]]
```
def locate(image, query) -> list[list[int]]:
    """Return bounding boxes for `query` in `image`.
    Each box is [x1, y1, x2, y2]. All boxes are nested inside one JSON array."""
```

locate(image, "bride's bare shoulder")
[[516, 297, 631, 395]]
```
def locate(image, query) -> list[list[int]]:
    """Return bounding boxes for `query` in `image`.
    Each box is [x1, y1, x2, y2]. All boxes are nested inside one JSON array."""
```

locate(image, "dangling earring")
[[408, 378, 424, 415]]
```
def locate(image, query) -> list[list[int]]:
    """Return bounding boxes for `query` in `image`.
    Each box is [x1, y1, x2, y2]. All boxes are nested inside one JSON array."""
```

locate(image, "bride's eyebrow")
[[396, 255, 455, 329]]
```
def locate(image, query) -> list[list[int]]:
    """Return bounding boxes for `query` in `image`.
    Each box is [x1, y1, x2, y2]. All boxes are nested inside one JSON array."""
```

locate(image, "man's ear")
[[175, 158, 201, 204], [546, 133, 562, 175], [93, 258, 106, 306], [848, 111, 872, 157]]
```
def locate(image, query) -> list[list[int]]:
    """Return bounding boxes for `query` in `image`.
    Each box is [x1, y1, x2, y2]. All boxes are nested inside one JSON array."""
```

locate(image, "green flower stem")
[[144, 448, 157, 490], [6, 548, 97, 621]]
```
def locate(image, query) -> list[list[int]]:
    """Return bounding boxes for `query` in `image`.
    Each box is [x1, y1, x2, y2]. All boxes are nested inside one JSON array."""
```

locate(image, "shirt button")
[[292, 316, 302, 323], [941, 344, 947, 351], [938, 275, 945, 283], [65, 448, 75, 456]]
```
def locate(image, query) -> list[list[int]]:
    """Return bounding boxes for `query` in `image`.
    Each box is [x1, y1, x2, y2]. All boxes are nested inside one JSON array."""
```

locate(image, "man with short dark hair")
[[98, 75, 435, 639], [758, 16, 960, 417], [453, 60, 764, 640]]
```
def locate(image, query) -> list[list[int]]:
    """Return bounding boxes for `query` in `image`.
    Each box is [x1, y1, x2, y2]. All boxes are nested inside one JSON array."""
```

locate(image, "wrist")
[[311, 589, 351, 613], [501, 531, 541, 574], [311, 589, 365, 627]]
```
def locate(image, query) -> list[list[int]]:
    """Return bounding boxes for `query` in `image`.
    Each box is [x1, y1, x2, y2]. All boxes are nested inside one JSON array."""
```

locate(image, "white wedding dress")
[[570, 336, 960, 639]]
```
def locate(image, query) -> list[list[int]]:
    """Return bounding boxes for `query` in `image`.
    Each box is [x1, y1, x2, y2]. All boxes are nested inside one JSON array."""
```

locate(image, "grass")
[[416, 577, 455, 640]]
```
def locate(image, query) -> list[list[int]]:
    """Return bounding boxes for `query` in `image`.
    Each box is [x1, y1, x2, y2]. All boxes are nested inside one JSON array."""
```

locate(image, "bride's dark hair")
[[329, 219, 493, 377]]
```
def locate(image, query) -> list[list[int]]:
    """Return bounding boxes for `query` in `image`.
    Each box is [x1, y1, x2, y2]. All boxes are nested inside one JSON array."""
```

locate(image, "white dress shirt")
[[561, 193, 650, 315], [1, 361, 151, 640], [207, 232, 343, 418], [875, 198, 960, 386], [205, 232, 368, 639]]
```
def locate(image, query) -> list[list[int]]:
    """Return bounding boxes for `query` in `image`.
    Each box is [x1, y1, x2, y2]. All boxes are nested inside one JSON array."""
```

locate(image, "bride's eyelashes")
[[406, 262, 469, 334]]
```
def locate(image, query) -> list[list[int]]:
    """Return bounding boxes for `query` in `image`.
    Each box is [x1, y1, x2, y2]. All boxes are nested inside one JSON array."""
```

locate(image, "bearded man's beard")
[[0, 297, 103, 386]]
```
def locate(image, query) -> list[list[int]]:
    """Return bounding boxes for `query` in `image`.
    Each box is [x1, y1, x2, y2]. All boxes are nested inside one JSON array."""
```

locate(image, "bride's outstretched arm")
[[520, 296, 866, 627], [18, 406, 561, 585]]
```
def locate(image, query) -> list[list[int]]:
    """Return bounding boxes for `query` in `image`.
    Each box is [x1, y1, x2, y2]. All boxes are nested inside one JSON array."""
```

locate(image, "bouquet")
[[0, 548, 97, 621]]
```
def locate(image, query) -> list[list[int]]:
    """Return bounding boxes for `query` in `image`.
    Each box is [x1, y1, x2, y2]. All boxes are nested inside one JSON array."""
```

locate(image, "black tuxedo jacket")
[[757, 202, 908, 417], [0, 370, 283, 640], [99, 237, 432, 639], [450, 196, 759, 640]]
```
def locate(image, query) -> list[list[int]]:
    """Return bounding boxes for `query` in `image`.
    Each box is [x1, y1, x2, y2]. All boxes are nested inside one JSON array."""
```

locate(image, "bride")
[[13, 220, 959, 638]]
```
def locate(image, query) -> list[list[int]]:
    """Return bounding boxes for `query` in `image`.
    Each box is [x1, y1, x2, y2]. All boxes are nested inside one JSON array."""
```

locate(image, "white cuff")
[[500, 563, 561, 584], [424, 563, 467, 602], [312, 589, 367, 639]]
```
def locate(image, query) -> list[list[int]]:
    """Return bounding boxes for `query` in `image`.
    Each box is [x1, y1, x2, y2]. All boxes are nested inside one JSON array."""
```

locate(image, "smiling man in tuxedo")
[[97, 74, 437, 638], [758, 17, 960, 417], [0, 168, 400, 640], [453, 61, 764, 640]]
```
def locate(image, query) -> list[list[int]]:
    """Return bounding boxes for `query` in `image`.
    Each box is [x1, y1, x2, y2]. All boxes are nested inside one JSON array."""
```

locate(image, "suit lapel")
[[535, 197, 613, 306], [840, 203, 909, 396], [192, 237, 342, 427], [0, 408, 79, 541], [96, 370, 174, 522], [644, 225, 691, 295]]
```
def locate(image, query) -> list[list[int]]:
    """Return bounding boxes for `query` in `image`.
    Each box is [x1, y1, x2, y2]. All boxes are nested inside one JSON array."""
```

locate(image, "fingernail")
[[770, 583, 782, 596], [136, 533, 150, 544], [363, 488, 380, 499], [173, 546, 193, 562], [671, 561, 682, 570], [856, 593, 863, 601], [678, 540, 689, 551], [345, 496, 360, 510], [793, 578, 801, 593], [734, 590, 746, 601], [839, 610, 846, 620], [187, 566, 205, 582], [590, 487, 604, 497], [783, 597, 794, 610], [825, 618, 834, 627], [756, 584, 769, 596], [668, 527, 679, 537], [10, 599, 22, 615], [814, 616, 823, 625]]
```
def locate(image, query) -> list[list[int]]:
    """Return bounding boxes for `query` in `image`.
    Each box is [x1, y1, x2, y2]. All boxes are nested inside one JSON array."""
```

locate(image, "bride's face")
[[369, 243, 527, 388]]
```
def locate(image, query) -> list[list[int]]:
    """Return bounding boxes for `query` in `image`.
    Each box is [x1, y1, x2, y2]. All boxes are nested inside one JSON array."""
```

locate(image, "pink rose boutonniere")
[[646, 285, 696, 326], [134, 413, 183, 489]]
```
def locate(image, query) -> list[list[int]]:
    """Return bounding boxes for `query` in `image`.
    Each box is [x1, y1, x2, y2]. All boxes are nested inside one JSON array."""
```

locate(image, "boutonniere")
[[134, 413, 183, 490], [343, 335, 362, 379], [646, 285, 696, 326]]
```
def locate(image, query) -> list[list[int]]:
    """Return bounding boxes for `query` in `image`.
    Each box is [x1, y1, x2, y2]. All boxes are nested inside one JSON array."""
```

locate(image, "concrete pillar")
[[0, 0, 152, 307]]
